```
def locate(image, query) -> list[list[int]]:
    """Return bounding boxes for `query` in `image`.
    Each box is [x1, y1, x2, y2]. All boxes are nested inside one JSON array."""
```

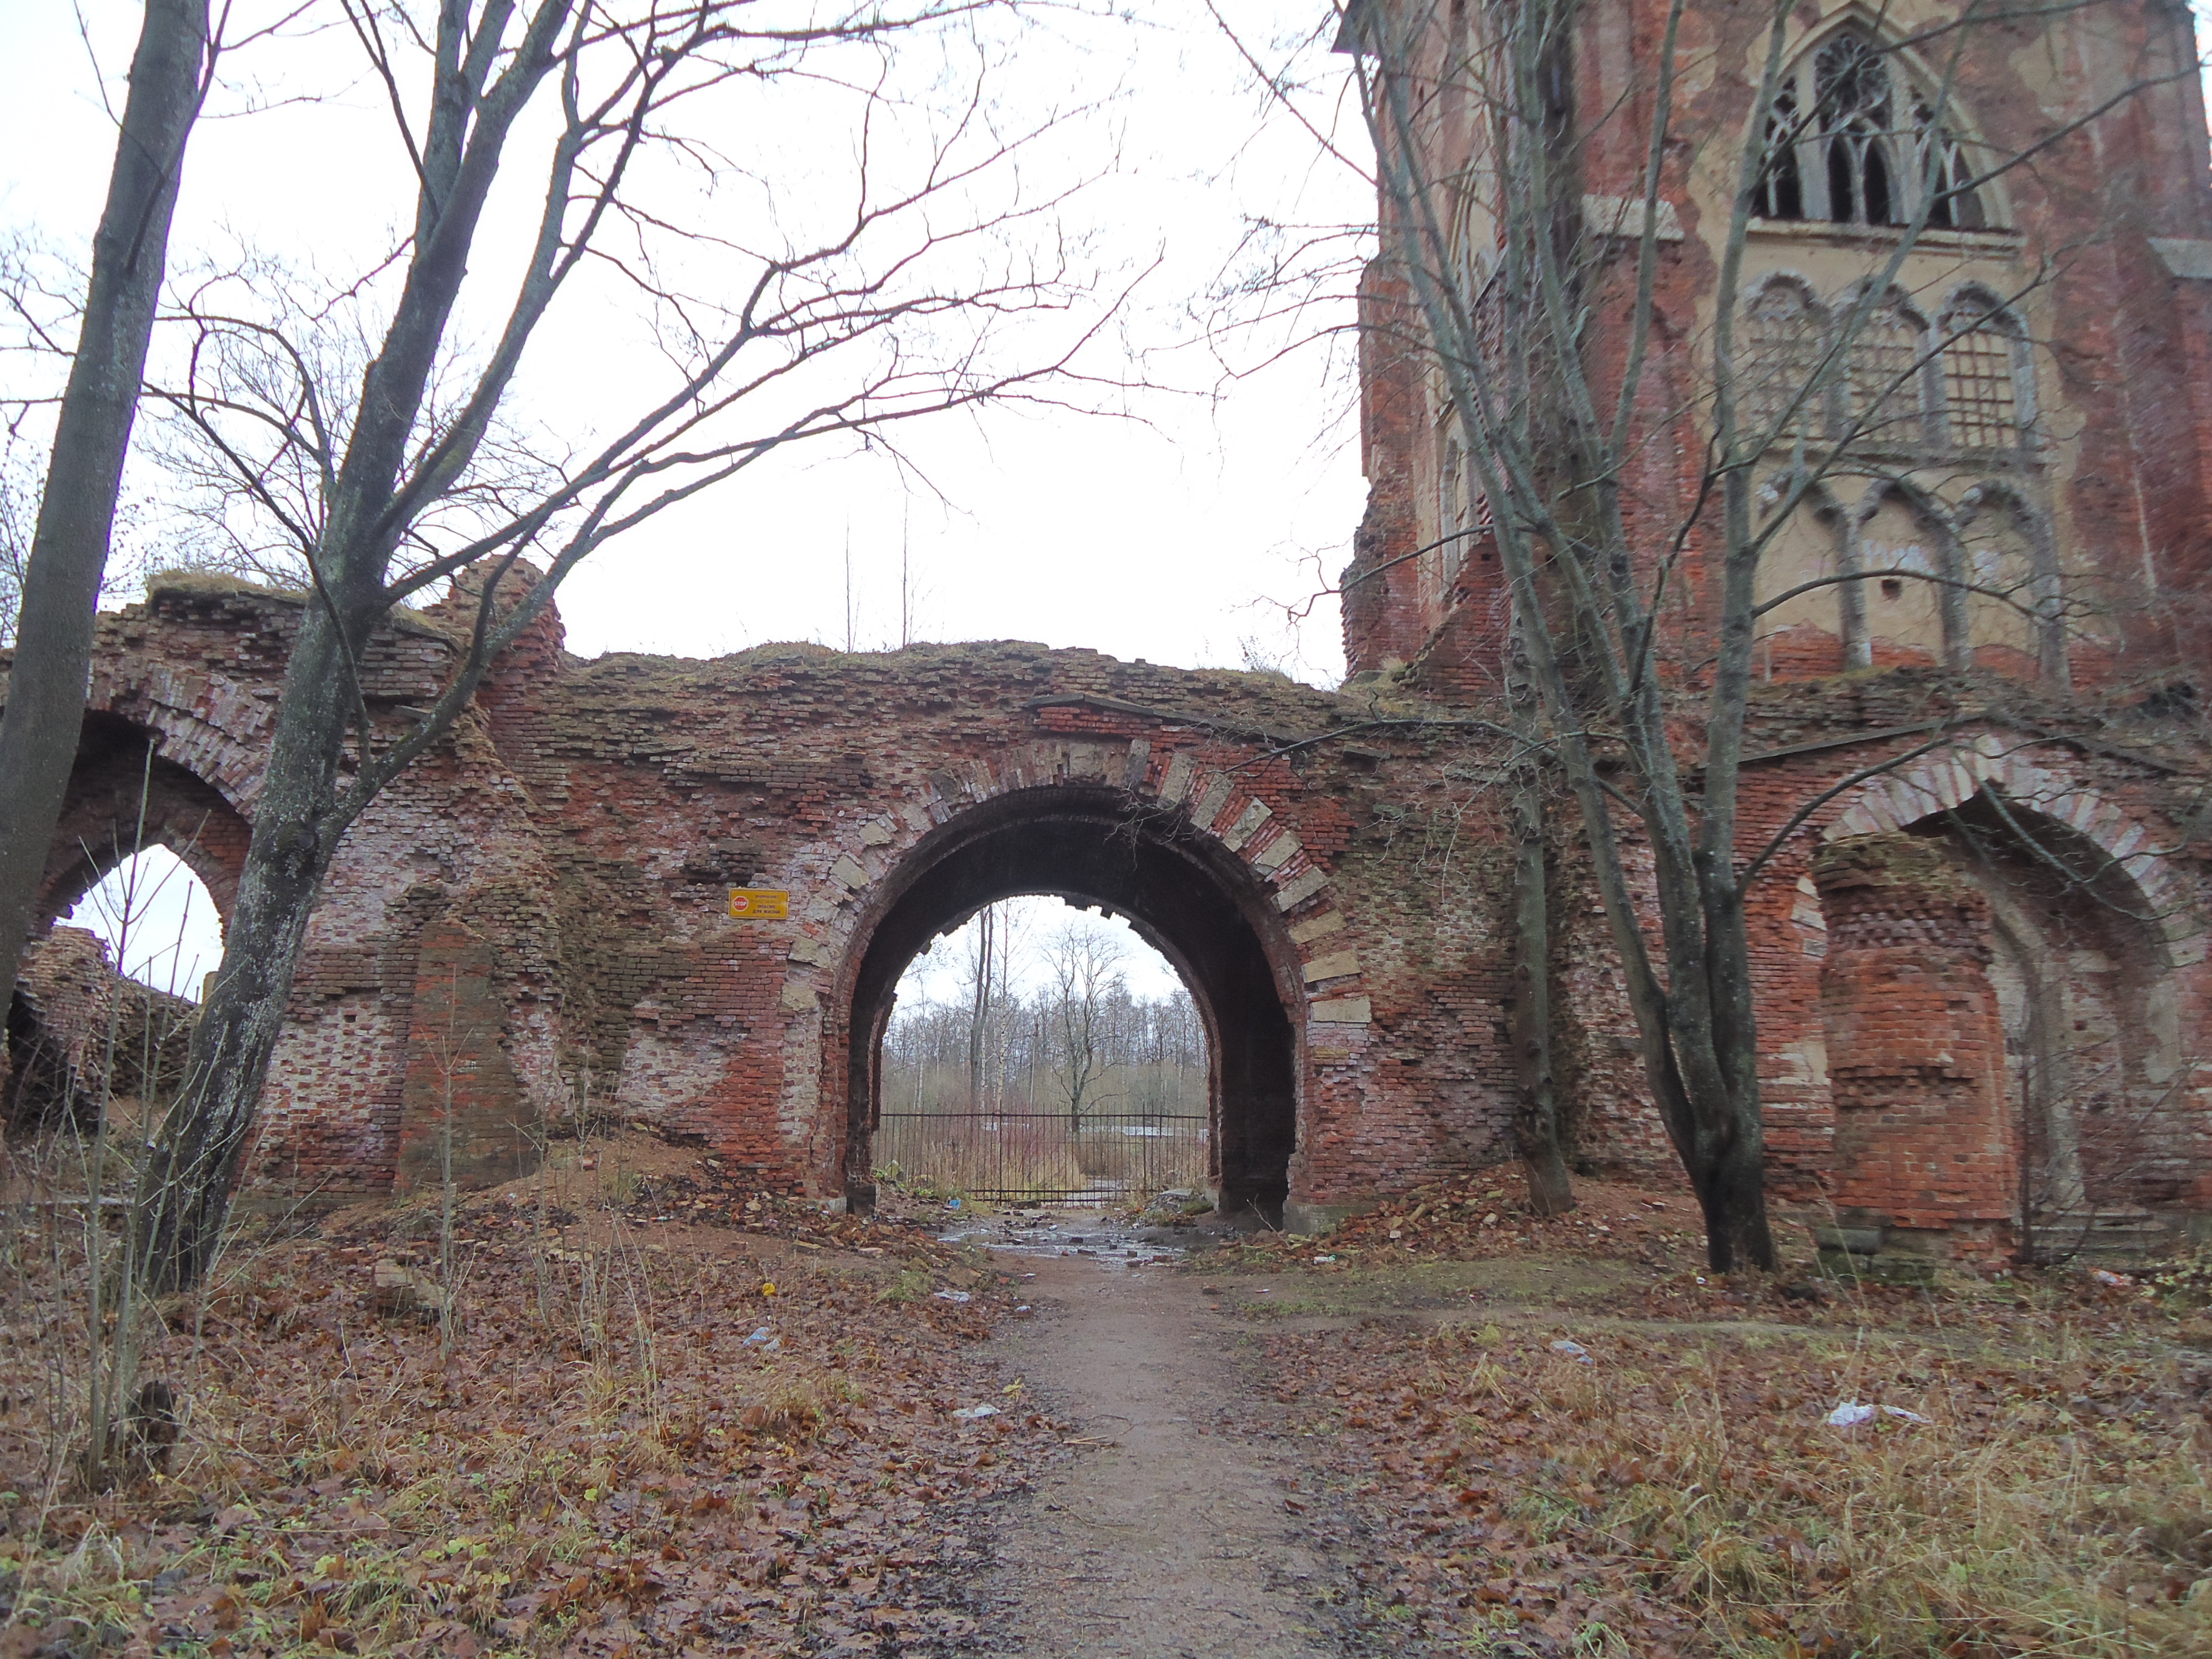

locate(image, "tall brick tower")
[[1339, 0, 2212, 1264], [1345, 0, 2212, 700]]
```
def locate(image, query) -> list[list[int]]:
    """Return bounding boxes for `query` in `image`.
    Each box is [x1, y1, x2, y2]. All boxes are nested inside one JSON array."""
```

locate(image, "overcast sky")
[[6, 1, 1372, 1000]]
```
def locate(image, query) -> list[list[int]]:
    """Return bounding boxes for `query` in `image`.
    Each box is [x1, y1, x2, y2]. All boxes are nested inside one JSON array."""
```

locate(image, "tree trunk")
[[0, 0, 208, 998], [1508, 766, 1575, 1216], [967, 905, 993, 1108], [1691, 874, 1775, 1270], [133, 596, 360, 1292], [1507, 624, 1574, 1216], [1694, 1118, 1773, 1273]]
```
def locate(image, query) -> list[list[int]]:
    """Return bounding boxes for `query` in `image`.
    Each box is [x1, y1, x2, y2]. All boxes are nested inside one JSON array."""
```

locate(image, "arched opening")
[[5, 714, 244, 1139], [1814, 788, 2179, 1258], [63, 845, 225, 1002], [32, 712, 248, 940], [1907, 794, 2177, 1235], [874, 896, 1211, 1205], [837, 786, 1302, 1221]]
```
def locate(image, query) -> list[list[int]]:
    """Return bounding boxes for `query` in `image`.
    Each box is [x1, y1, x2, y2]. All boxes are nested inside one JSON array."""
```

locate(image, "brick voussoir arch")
[[21, 659, 269, 934], [1816, 728, 2200, 965], [765, 732, 1367, 1208], [773, 734, 1370, 1033], [84, 660, 275, 815]]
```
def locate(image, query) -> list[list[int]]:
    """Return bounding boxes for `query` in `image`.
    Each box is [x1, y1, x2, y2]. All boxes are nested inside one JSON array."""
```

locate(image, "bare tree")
[[882, 968, 1201, 1119], [1042, 919, 1123, 1130], [964, 902, 998, 1109], [0, 454, 30, 649], [1304, 0, 2192, 1268], [130, 0, 1124, 1291], [0, 0, 218, 1016]]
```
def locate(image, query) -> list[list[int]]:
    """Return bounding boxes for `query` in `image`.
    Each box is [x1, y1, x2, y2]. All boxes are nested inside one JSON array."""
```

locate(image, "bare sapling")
[[19, 749, 213, 1493]]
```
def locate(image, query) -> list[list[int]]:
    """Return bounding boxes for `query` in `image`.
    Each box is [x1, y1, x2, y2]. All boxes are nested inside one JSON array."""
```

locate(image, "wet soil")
[[962, 1244, 1349, 1658]]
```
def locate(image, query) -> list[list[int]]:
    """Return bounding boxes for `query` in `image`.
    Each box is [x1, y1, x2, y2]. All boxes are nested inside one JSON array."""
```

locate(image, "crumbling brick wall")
[[4, 929, 120, 1134], [10, 572, 2211, 1241], [4, 928, 195, 1136], [1813, 834, 2018, 1253]]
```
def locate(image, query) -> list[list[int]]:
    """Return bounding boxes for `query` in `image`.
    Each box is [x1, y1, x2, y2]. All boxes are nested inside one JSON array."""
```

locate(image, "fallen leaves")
[[0, 1136, 1046, 1658], [1242, 1250, 2212, 1657]]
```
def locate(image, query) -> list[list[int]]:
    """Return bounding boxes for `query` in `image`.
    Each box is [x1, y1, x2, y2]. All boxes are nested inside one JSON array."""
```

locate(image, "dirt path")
[[964, 1253, 1349, 1658]]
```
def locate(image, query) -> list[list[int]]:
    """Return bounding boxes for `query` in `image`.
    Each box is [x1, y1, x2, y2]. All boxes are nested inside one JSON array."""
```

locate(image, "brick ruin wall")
[[4, 576, 2210, 1244], [4, 927, 196, 1133]]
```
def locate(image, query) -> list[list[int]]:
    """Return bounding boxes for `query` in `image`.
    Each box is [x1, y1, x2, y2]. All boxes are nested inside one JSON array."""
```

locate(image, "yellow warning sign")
[[727, 888, 790, 920]]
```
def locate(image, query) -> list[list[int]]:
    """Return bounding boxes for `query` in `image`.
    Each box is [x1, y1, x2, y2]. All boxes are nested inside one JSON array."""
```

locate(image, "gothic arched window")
[[1940, 293, 2026, 451], [1755, 85, 1804, 220], [1914, 101, 1987, 230], [1754, 30, 1990, 230], [1846, 292, 1932, 449], [1742, 280, 1826, 441], [1816, 34, 1896, 226]]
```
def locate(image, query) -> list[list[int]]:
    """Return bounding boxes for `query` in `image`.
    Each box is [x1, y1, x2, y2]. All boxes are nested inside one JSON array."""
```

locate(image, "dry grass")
[[1272, 1310, 2210, 1657], [0, 1133, 1035, 1657], [1584, 1338, 2203, 1652]]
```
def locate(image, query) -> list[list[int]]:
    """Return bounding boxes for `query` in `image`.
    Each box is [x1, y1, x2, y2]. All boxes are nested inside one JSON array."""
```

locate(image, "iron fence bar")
[[874, 1111, 1209, 1204]]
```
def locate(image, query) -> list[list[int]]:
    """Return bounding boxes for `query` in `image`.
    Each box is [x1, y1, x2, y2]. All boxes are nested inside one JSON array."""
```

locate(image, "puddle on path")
[[937, 1206, 1191, 1267]]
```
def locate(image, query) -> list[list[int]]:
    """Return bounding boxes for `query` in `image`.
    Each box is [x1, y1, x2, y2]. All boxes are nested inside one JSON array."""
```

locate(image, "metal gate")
[[873, 1109, 1208, 1204]]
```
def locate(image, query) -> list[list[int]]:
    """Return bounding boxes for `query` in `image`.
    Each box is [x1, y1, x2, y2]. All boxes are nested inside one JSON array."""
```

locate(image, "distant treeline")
[[882, 984, 1205, 1120]]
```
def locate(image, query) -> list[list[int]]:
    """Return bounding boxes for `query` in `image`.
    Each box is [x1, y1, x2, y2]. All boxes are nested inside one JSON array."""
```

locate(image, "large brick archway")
[[1808, 754, 2199, 1255], [1819, 739, 2199, 965], [11, 577, 2212, 1238], [833, 782, 1309, 1218]]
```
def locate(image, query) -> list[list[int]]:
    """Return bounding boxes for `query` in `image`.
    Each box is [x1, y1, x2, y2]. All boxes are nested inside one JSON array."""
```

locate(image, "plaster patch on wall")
[[1309, 996, 1373, 1025]]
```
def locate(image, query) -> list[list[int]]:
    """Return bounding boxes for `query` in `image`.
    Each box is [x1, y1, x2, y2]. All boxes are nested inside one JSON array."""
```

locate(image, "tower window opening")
[[1755, 30, 1988, 231], [1942, 312, 2022, 449], [1847, 298, 1930, 447], [1743, 280, 1825, 439]]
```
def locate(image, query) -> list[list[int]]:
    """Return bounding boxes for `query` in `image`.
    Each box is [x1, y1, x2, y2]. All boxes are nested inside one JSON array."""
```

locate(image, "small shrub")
[[877, 1269, 930, 1305]]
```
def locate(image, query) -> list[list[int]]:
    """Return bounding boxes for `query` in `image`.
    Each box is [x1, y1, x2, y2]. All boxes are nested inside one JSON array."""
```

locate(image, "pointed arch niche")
[[1813, 743, 2198, 1238]]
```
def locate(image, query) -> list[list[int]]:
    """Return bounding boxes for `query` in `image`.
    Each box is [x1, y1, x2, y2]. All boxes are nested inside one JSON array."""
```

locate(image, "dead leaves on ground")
[[0, 1161, 1042, 1658], [1256, 1297, 2212, 1655]]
